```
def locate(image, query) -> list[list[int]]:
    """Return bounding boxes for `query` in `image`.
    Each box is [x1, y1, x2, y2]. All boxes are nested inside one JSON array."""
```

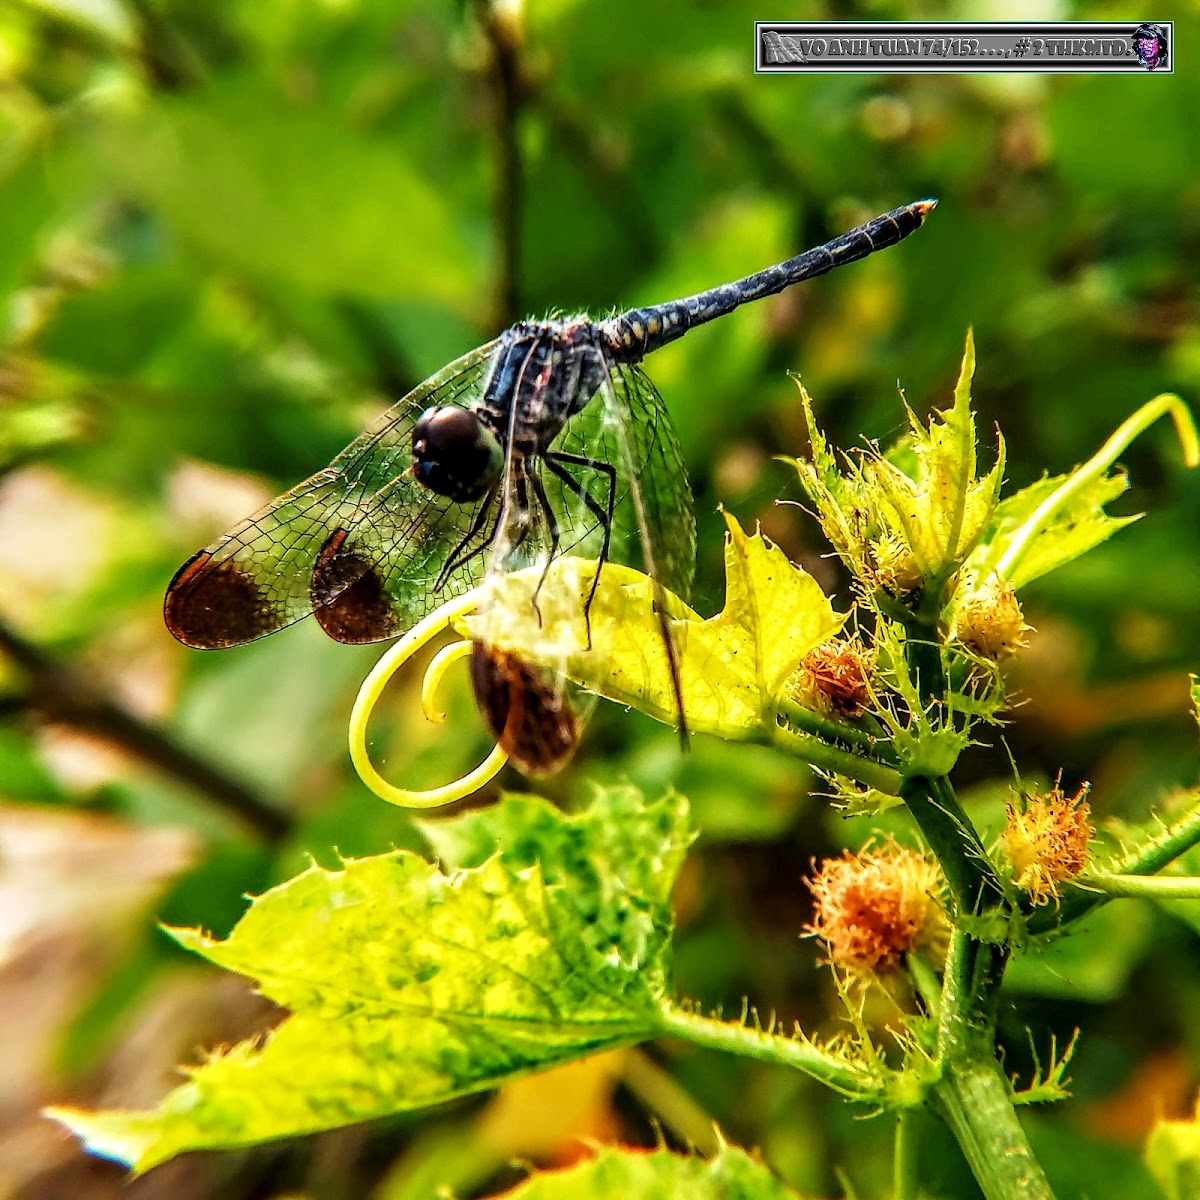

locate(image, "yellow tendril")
[[348, 590, 508, 808], [422, 640, 474, 722]]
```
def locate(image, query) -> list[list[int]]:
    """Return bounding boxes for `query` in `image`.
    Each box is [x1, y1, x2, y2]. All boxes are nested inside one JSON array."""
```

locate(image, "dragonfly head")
[[412, 406, 503, 503]]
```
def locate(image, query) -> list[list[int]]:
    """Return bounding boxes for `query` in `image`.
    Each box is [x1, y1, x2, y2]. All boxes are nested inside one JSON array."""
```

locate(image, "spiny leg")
[[433, 486, 501, 592], [527, 467, 561, 625], [544, 451, 615, 650]]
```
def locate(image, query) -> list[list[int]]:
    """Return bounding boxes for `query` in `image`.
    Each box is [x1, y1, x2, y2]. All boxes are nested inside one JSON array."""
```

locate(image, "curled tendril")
[[348, 589, 508, 809]]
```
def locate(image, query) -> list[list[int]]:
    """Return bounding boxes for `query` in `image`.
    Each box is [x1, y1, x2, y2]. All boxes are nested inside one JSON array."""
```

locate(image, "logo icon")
[[1131, 22, 1168, 71]]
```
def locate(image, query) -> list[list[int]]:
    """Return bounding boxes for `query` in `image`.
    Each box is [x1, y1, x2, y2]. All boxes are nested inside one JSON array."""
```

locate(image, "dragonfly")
[[165, 198, 936, 749]]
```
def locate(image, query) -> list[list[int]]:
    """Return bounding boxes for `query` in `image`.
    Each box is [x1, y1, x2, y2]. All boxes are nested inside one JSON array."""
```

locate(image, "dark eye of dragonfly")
[[411, 406, 503, 503]]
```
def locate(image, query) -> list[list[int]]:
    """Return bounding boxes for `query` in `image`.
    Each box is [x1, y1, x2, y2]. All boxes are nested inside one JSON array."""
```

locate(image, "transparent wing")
[[164, 340, 497, 648], [594, 360, 695, 738], [543, 361, 695, 601]]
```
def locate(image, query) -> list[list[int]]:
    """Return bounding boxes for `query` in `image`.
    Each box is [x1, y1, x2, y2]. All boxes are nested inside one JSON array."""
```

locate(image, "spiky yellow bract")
[[788, 637, 876, 719], [1001, 782, 1094, 905], [953, 580, 1030, 661], [788, 331, 1005, 607], [804, 841, 948, 974]]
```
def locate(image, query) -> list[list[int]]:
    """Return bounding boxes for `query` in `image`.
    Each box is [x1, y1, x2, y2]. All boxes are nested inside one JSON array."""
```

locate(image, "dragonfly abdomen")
[[602, 198, 936, 361]]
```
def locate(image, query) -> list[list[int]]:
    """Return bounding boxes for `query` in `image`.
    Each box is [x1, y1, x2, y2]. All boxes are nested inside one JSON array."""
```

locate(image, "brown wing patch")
[[164, 551, 281, 648], [469, 643, 577, 776], [311, 530, 401, 644]]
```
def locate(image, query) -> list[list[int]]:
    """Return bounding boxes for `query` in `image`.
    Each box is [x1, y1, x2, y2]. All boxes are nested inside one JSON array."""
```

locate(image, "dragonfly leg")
[[527, 468, 562, 625], [544, 451, 616, 651], [433, 487, 501, 592]]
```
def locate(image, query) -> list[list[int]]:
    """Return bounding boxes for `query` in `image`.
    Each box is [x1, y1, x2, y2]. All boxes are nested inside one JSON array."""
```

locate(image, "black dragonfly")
[[165, 199, 936, 743]]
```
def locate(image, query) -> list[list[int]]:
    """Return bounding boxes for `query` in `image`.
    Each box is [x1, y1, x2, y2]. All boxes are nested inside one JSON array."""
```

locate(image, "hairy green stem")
[[934, 1058, 1055, 1200], [771, 722, 903, 794], [657, 1004, 882, 1099], [902, 778, 1044, 1196], [774, 696, 901, 763], [900, 776, 1005, 916]]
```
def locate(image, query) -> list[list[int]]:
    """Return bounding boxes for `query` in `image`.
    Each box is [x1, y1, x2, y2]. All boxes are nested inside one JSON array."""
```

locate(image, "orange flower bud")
[[790, 637, 876, 719], [805, 842, 947, 973]]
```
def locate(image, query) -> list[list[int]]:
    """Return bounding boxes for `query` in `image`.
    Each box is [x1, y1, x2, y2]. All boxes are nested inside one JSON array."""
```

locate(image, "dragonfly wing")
[[607, 362, 696, 602], [164, 341, 497, 648], [549, 362, 694, 600], [552, 359, 694, 738], [306, 458, 503, 643]]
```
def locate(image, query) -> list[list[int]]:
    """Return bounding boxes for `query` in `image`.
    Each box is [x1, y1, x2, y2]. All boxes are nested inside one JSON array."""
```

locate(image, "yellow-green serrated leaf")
[[419, 786, 692, 913], [964, 467, 1137, 592], [496, 1144, 812, 1199], [459, 513, 844, 737], [1192, 676, 1200, 733], [48, 787, 687, 1172], [1145, 1096, 1200, 1200]]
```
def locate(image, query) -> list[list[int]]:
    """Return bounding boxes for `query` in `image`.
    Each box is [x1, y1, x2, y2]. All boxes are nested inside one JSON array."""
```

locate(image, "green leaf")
[[1191, 675, 1200, 734], [1145, 1097, 1200, 1200], [459, 512, 845, 737], [94, 77, 477, 305], [964, 468, 1138, 593], [48, 786, 690, 1172], [492, 1144, 812, 1200], [419, 785, 691, 911], [969, 393, 1197, 593]]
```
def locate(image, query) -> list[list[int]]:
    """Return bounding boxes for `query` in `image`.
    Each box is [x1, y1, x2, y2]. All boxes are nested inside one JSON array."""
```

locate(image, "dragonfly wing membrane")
[[164, 342, 496, 648]]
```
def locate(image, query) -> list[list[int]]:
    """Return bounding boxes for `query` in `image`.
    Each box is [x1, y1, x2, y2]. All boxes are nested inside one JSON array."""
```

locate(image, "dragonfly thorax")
[[411, 405, 504, 502], [478, 320, 608, 457]]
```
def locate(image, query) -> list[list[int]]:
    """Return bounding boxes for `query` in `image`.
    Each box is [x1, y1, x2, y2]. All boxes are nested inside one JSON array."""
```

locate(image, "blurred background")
[[1, 1, 1198, 1197]]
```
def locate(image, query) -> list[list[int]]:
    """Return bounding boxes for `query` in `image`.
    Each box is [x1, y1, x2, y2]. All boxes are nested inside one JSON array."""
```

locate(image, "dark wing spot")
[[164, 551, 281, 648], [311, 530, 400, 644], [470, 644, 577, 776]]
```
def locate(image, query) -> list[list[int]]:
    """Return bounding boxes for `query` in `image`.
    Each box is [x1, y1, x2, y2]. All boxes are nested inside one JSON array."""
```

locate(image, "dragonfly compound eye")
[[412, 406, 504, 502]]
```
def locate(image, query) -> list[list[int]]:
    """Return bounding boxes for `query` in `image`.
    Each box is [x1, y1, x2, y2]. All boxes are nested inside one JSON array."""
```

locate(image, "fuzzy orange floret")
[[1002, 781, 1093, 905], [804, 842, 947, 973]]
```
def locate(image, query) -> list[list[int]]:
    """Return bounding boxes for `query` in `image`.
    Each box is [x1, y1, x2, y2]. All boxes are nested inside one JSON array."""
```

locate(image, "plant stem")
[[475, 0, 524, 328], [620, 1049, 720, 1156], [1080, 872, 1200, 900], [771, 723, 903, 794], [0, 615, 289, 841], [893, 1109, 919, 1200], [901, 778, 1050, 1196], [934, 1057, 1055, 1200], [900, 775, 1005, 916], [657, 1004, 882, 1099], [774, 696, 901, 763]]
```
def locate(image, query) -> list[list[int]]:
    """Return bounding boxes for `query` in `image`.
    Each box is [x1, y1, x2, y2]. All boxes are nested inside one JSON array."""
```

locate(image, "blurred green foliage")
[[2, 1, 1199, 1197]]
